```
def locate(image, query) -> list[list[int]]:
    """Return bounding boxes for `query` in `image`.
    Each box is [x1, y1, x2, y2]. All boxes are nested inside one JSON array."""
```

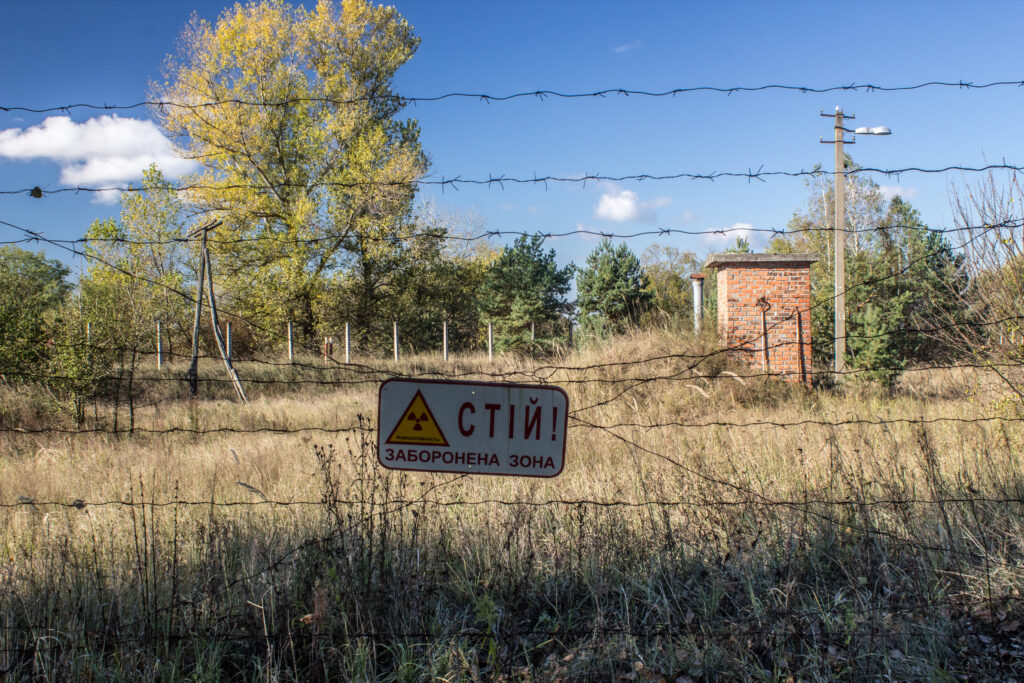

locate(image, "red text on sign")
[[457, 399, 560, 441]]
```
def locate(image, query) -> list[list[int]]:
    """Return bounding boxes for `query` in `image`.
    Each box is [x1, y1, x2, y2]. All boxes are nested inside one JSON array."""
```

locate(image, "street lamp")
[[820, 107, 892, 377]]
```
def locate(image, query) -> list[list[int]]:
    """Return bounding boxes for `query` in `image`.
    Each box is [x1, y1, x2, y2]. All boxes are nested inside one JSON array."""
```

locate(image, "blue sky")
[[2, 0, 1024, 272]]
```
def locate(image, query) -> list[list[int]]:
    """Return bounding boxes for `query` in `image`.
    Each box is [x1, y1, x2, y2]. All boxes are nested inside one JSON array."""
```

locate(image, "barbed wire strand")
[[4, 492, 1023, 511], [7, 162, 1024, 198], [3, 78, 1024, 114], [2, 217, 1016, 250]]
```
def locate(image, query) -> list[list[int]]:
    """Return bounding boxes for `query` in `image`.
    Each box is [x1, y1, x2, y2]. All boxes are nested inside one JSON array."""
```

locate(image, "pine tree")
[[576, 239, 652, 333], [478, 235, 574, 350]]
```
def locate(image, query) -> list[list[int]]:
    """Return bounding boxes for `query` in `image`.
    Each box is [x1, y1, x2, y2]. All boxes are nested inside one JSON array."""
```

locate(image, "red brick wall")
[[716, 264, 812, 383]]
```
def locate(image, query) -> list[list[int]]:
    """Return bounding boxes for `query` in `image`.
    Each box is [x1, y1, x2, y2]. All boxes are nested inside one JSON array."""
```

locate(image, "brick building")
[[703, 253, 818, 383]]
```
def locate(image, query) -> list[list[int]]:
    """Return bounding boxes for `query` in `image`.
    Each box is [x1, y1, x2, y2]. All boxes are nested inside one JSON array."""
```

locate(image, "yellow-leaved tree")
[[154, 0, 427, 345], [81, 165, 195, 357]]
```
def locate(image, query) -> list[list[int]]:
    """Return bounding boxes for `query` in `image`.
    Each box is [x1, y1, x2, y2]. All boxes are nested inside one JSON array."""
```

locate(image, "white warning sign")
[[377, 379, 568, 477]]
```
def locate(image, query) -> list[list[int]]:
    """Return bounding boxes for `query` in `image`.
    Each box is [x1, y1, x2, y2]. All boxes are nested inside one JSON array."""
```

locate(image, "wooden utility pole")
[[186, 219, 247, 402]]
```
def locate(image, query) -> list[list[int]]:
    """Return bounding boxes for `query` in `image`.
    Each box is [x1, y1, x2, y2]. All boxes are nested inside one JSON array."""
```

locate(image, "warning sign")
[[377, 379, 568, 478], [385, 390, 449, 446]]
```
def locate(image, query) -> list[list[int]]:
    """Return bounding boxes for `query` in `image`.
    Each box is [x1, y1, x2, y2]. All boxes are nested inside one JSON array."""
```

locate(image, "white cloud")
[[593, 186, 672, 223], [878, 185, 919, 201], [613, 40, 642, 53], [0, 115, 196, 204], [704, 222, 757, 247], [595, 189, 640, 221]]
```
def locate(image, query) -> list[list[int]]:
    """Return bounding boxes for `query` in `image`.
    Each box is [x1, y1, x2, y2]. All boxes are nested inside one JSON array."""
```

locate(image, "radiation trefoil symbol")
[[385, 390, 449, 446]]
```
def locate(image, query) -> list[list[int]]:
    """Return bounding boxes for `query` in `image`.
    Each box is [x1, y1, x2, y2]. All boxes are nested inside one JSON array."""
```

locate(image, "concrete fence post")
[[156, 321, 163, 369], [344, 322, 350, 364], [287, 322, 294, 364], [393, 321, 399, 362], [487, 322, 493, 361], [443, 320, 449, 362], [225, 322, 232, 361]]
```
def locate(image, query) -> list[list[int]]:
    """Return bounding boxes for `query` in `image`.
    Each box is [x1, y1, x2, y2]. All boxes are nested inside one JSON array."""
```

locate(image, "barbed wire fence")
[[1, 83, 1024, 677]]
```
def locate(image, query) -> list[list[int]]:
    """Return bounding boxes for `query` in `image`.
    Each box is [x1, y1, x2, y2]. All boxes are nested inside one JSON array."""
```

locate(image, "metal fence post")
[[323, 336, 334, 365]]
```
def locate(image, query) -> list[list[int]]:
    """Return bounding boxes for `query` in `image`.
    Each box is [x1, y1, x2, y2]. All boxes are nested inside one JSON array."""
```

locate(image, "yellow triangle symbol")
[[385, 390, 449, 446]]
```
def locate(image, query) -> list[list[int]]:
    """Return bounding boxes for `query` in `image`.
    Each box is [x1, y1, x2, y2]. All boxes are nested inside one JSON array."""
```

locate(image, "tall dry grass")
[[1, 326, 1023, 680]]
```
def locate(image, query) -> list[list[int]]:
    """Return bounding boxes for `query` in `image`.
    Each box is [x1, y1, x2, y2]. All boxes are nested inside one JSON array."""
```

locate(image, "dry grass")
[[2, 327, 1024, 680]]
